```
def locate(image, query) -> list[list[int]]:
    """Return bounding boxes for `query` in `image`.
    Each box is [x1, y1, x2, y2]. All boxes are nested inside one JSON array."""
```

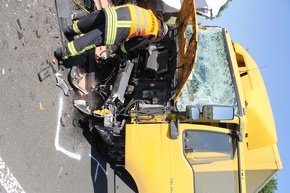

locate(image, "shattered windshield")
[[176, 27, 238, 114]]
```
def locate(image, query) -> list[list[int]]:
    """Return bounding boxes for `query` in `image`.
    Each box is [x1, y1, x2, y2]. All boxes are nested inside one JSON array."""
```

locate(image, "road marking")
[[55, 95, 81, 160], [0, 157, 25, 193], [89, 154, 108, 182]]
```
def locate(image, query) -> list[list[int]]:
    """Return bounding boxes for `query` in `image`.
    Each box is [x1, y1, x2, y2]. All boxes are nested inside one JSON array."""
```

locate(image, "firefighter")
[[55, 4, 169, 60]]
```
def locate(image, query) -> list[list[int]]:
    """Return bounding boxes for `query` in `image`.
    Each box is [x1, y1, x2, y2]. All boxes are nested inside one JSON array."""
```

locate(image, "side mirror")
[[186, 106, 200, 120], [202, 105, 234, 120]]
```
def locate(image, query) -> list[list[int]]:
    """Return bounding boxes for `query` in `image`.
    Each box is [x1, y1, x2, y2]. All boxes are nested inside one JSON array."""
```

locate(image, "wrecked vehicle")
[[53, 0, 282, 192]]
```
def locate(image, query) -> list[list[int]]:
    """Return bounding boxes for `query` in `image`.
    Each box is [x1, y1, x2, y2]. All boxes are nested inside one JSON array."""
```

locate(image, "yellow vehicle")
[[57, 0, 282, 192], [124, 22, 283, 191]]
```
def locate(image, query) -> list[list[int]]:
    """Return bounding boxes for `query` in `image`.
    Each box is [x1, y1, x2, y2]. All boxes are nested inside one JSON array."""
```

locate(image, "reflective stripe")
[[135, 6, 147, 36], [133, 6, 141, 36], [112, 8, 117, 45], [72, 21, 81, 34], [62, 55, 69, 60], [115, 5, 126, 9], [140, 9, 147, 35], [105, 7, 112, 45], [117, 21, 132, 28], [127, 5, 137, 38], [78, 44, 96, 55], [104, 7, 118, 46], [62, 44, 96, 60], [120, 43, 127, 53], [109, 8, 113, 45], [68, 42, 78, 56]]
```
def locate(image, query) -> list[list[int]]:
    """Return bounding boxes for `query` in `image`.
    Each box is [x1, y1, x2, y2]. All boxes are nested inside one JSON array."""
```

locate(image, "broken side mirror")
[[202, 105, 234, 120], [186, 105, 200, 120]]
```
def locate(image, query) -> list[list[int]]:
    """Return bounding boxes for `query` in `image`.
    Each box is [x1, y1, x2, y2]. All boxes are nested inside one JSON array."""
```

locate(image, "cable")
[[72, 0, 90, 14]]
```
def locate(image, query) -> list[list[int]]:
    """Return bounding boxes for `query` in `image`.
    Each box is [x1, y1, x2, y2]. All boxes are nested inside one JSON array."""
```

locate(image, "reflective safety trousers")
[[103, 4, 159, 46]]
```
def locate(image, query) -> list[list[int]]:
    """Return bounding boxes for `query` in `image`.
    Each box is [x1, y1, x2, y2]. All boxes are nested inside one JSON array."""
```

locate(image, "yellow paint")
[[125, 124, 193, 193], [125, 122, 281, 192], [233, 42, 277, 149]]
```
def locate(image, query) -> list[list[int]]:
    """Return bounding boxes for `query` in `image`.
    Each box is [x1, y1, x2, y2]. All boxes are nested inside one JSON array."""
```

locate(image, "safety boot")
[[63, 25, 76, 37], [54, 46, 70, 60]]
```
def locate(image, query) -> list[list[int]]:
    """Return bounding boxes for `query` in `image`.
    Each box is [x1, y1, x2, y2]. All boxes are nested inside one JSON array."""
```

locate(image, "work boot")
[[54, 46, 70, 60], [63, 25, 76, 37]]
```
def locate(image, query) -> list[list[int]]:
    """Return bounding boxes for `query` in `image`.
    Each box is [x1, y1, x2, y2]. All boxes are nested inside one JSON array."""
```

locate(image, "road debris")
[[39, 102, 44, 111], [55, 72, 72, 96], [74, 100, 91, 115], [38, 66, 53, 81], [16, 18, 22, 30], [60, 113, 67, 127], [51, 58, 57, 64], [17, 30, 23, 40], [48, 61, 57, 73]]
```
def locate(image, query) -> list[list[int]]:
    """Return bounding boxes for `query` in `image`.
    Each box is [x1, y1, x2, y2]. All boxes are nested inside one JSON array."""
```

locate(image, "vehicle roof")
[[233, 42, 277, 149]]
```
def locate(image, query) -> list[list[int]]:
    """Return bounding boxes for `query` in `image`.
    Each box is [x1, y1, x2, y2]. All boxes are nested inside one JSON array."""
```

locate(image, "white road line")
[[55, 95, 81, 160], [94, 164, 100, 182], [0, 157, 25, 193], [89, 154, 108, 182]]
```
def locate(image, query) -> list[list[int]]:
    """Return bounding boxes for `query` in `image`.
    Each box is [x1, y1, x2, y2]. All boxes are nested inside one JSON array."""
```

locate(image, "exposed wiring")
[[72, 0, 90, 14]]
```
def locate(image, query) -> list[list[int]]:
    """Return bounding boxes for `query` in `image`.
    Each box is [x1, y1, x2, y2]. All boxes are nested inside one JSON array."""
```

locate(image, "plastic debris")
[[73, 100, 91, 115], [39, 102, 44, 111], [92, 109, 112, 117]]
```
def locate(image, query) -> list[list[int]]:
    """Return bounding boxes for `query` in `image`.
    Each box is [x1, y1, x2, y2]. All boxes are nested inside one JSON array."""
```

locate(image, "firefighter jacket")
[[103, 4, 159, 46]]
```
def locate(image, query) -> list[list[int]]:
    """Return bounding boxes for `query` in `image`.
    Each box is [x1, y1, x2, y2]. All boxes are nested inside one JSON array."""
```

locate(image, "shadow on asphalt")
[[80, 117, 138, 193], [81, 119, 108, 193]]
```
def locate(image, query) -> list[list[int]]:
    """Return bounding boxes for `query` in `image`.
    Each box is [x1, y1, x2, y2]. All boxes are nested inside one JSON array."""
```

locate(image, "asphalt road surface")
[[0, 0, 136, 192]]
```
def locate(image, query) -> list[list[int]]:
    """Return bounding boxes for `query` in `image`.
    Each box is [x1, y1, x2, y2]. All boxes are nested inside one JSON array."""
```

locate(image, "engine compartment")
[[90, 27, 178, 144]]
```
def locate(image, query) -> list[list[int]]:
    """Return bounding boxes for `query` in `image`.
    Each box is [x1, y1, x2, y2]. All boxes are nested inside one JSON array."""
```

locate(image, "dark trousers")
[[69, 10, 106, 55]]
